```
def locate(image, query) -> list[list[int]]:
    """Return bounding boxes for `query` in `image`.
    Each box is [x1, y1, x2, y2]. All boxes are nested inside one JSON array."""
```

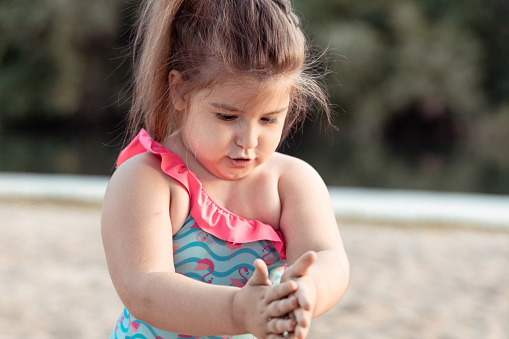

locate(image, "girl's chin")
[[214, 166, 253, 181]]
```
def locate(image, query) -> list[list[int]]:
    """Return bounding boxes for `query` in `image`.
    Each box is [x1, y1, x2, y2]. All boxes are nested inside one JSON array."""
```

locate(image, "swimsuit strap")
[[117, 129, 286, 259]]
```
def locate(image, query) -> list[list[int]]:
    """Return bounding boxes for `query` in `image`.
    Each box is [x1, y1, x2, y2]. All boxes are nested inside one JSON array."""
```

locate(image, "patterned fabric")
[[109, 130, 287, 339], [116, 129, 286, 258]]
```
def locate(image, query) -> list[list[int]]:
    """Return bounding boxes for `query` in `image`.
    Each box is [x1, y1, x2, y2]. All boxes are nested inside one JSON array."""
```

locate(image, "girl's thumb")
[[286, 251, 317, 279], [248, 259, 271, 286]]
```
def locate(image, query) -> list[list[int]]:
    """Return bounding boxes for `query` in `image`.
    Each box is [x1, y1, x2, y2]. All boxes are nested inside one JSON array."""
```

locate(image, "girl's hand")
[[233, 259, 300, 339], [281, 251, 318, 339]]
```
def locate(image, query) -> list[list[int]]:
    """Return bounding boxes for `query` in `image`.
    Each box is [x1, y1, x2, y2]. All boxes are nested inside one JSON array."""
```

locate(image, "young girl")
[[101, 0, 349, 338]]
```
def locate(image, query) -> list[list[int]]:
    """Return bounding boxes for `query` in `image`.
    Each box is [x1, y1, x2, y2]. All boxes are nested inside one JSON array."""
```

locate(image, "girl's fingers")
[[292, 307, 311, 339], [249, 259, 270, 286], [294, 281, 313, 311], [267, 334, 291, 339], [294, 324, 310, 339], [292, 307, 310, 329], [284, 251, 317, 280], [265, 280, 298, 302], [267, 295, 299, 318], [267, 317, 296, 335]]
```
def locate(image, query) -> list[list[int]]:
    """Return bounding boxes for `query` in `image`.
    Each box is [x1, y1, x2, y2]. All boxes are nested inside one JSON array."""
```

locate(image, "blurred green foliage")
[[295, 0, 509, 104], [317, 2, 484, 136], [0, 0, 126, 125], [0, 0, 508, 192], [1, 0, 507, 134]]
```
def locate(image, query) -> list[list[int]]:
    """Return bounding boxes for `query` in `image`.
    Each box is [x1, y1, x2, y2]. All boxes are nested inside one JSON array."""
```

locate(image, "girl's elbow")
[[121, 291, 158, 325], [341, 252, 350, 282], [114, 276, 152, 322], [335, 255, 350, 304], [326, 249, 349, 299]]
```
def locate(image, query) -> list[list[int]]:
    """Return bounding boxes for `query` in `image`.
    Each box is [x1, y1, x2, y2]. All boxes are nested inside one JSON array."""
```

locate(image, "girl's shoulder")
[[106, 151, 186, 209], [269, 152, 328, 199], [110, 150, 190, 202], [104, 152, 174, 210], [270, 152, 323, 182], [104, 151, 190, 233], [111, 151, 172, 187]]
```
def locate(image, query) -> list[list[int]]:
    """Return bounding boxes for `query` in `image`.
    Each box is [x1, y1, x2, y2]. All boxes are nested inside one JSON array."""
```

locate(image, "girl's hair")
[[127, 0, 331, 143]]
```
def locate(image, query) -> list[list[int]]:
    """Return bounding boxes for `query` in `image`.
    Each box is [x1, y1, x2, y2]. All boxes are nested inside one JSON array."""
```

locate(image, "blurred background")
[[1, 0, 509, 194], [1, 2, 509, 338]]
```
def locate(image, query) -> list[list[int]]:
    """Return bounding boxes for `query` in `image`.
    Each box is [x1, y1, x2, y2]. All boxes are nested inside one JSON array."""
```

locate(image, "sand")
[[1, 200, 508, 338]]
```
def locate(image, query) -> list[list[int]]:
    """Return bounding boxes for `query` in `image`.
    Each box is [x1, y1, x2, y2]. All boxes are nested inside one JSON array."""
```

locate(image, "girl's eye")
[[216, 113, 237, 122], [261, 117, 278, 124]]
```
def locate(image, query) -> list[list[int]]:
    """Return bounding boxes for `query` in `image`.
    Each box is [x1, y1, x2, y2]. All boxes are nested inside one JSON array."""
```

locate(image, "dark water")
[[1, 130, 509, 195]]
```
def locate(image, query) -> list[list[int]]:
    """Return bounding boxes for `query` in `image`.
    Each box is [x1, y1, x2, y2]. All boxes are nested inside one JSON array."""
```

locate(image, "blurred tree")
[[414, 0, 509, 104], [0, 0, 126, 128], [306, 1, 485, 142], [0, 0, 507, 193], [289, 0, 508, 193], [295, 0, 508, 107], [1, 0, 506, 133]]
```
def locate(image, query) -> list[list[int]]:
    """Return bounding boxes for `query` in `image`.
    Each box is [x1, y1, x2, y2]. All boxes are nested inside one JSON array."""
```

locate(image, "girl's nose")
[[236, 123, 258, 149]]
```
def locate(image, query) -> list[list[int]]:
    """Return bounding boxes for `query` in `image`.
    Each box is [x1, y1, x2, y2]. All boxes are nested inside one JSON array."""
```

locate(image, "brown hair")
[[127, 0, 331, 143]]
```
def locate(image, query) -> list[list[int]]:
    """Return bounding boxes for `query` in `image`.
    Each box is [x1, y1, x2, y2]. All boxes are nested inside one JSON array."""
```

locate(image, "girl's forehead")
[[203, 75, 294, 100], [194, 77, 292, 111]]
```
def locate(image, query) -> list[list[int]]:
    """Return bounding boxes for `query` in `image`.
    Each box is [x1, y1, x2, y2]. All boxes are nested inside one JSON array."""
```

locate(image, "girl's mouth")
[[227, 157, 252, 168]]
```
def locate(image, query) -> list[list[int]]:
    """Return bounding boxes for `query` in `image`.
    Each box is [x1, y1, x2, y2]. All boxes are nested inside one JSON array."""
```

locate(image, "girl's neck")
[[162, 131, 195, 170], [161, 130, 279, 224], [162, 131, 237, 186]]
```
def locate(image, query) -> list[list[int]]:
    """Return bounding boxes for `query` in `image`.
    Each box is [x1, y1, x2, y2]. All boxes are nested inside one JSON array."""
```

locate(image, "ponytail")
[[126, 0, 331, 143]]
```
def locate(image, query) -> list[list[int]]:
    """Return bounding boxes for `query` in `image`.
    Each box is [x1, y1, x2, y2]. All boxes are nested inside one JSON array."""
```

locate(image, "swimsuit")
[[110, 129, 287, 339]]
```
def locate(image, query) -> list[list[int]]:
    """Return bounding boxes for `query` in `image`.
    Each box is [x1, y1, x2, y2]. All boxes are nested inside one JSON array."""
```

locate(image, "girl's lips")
[[227, 157, 252, 168]]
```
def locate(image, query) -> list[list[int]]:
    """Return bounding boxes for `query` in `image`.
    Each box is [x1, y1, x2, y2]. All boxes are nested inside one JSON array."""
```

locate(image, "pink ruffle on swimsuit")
[[110, 129, 287, 339]]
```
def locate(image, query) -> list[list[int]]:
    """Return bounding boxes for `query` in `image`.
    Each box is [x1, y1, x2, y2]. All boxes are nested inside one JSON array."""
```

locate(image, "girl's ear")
[[169, 70, 186, 111]]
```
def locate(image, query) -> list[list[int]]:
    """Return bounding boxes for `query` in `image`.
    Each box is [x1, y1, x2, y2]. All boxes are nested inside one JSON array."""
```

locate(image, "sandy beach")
[[1, 200, 508, 338]]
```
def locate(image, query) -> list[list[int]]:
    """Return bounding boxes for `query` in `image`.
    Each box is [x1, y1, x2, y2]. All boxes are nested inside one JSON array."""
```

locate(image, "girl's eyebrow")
[[210, 102, 288, 114]]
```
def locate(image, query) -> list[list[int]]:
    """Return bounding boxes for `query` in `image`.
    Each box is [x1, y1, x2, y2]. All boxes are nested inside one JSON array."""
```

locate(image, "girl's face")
[[176, 76, 292, 181]]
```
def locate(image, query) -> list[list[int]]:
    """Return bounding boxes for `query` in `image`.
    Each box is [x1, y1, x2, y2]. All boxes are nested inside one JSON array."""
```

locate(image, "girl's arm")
[[278, 156, 350, 337], [101, 153, 298, 338]]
